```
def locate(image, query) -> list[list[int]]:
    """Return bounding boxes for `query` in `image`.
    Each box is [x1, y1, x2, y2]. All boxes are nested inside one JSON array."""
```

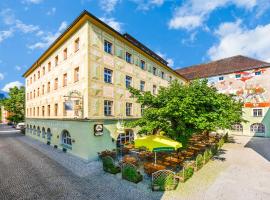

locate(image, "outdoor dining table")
[[164, 156, 182, 164], [123, 155, 138, 165], [144, 162, 166, 175]]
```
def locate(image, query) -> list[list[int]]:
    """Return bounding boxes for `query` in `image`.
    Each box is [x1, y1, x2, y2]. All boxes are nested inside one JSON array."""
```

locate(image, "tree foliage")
[[127, 80, 244, 143], [2, 86, 25, 123]]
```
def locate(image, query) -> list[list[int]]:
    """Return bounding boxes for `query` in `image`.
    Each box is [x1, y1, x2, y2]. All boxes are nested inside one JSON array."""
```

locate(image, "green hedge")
[[152, 173, 177, 191], [195, 154, 204, 171], [102, 156, 121, 174], [122, 164, 143, 183], [203, 149, 213, 163]]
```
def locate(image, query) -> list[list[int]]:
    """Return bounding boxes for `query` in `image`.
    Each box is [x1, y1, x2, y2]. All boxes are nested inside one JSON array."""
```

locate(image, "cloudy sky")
[[0, 0, 270, 93]]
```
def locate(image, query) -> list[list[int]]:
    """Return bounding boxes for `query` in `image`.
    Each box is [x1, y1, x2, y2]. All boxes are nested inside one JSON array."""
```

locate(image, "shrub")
[[223, 132, 229, 143], [122, 164, 143, 183], [152, 173, 177, 191], [195, 154, 204, 171], [102, 156, 121, 174], [211, 144, 218, 155], [177, 166, 194, 182], [217, 138, 225, 149], [203, 149, 212, 163]]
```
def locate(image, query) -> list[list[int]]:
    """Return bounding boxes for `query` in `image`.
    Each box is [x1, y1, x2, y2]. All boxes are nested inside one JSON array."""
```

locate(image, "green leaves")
[[1, 86, 25, 123], [127, 79, 244, 144]]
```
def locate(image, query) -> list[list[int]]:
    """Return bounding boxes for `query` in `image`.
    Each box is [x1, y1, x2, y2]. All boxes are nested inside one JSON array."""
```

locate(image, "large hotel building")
[[23, 10, 186, 161]]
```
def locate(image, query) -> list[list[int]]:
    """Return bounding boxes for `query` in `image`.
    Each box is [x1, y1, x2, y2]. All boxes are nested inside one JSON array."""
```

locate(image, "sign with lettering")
[[94, 124, 103, 136]]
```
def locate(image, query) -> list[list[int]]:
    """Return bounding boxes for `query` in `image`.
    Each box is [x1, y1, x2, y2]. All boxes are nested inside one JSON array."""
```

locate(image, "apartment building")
[[176, 55, 270, 137], [23, 10, 186, 160]]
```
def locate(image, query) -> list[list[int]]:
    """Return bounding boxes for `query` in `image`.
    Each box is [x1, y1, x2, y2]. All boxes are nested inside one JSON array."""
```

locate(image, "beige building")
[[23, 10, 186, 160]]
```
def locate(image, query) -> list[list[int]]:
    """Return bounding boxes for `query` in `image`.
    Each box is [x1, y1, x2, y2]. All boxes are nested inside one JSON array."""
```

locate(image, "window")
[[74, 38, 80, 52], [153, 85, 157, 95], [54, 78, 58, 90], [253, 109, 263, 117], [27, 93, 29, 100], [126, 52, 132, 63], [37, 88, 40, 96], [55, 56, 58, 66], [54, 103, 58, 116], [104, 100, 113, 116], [169, 76, 172, 83], [231, 123, 243, 132], [37, 107, 39, 116], [74, 67, 79, 82], [62, 130, 72, 146], [33, 108, 35, 116], [38, 71, 40, 79], [47, 82, 51, 93], [235, 74, 241, 78], [104, 68, 112, 83], [48, 62, 51, 72], [126, 103, 132, 116], [27, 80, 29, 86], [255, 71, 261, 76], [140, 60, 145, 70], [42, 66, 45, 76], [153, 67, 157, 76], [63, 73, 67, 87], [30, 77, 32, 84], [125, 76, 132, 88], [140, 81, 145, 92], [30, 92, 32, 99], [42, 106, 45, 117], [104, 40, 112, 54], [33, 90, 36, 98], [47, 105, 50, 116], [34, 74, 36, 82], [219, 76, 224, 81], [250, 123, 265, 133], [116, 130, 134, 146], [63, 48, 67, 60], [161, 71, 165, 79]]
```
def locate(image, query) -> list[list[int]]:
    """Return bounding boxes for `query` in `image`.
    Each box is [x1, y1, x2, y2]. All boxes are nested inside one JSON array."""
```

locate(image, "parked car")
[[16, 122, 25, 130]]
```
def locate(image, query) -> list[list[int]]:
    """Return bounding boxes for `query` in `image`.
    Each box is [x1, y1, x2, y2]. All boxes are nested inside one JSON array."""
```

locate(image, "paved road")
[[0, 124, 160, 200]]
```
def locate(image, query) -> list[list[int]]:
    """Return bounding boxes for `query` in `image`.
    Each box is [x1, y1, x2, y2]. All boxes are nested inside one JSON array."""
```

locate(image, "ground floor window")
[[47, 128, 52, 141], [250, 123, 265, 133], [62, 130, 72, 147], [117, 130, 134, 147], [42, 127, 46, 138], [231, 123, 243, 132]]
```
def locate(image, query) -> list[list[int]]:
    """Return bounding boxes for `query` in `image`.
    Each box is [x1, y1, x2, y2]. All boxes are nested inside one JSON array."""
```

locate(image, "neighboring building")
[[1, 106, 10, 124], [23, 10, 186, 161], [176, 55, 270, 137]]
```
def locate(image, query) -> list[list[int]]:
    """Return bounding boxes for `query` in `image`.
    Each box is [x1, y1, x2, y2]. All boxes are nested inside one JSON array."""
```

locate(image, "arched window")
[[117, 129, 134, 147], [231, 123, 243, 132], [62, 130, 72, 147], [250, 123, 265, 133], [47, 128, 52, 141], [37, 126, 41, 136], [33, 126, 36, 135], [30, 125, 33, 134], [42, 127, 46, 138]]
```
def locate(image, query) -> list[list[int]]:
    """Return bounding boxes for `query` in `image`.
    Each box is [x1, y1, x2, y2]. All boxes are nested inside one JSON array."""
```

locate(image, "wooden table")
[[123, 155, 138, 165], [144, 162, 166, 175]]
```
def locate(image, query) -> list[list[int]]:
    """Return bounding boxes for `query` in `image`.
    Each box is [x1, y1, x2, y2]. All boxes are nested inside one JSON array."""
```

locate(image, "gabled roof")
[[176, 55, 270, 80]]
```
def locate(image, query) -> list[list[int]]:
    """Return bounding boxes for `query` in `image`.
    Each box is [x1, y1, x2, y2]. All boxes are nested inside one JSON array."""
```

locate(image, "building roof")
[[176, 55, 270, 80], [23, 10, 185, 81]]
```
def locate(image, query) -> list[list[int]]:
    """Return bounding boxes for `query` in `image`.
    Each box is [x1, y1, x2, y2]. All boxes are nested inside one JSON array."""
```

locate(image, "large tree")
[[2, 86, 25, 123], [127, 80, 244, 144]]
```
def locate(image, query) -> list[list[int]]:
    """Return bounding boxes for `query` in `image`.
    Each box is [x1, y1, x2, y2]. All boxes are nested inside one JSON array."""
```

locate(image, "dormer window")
[[219, 76, 224, 81]]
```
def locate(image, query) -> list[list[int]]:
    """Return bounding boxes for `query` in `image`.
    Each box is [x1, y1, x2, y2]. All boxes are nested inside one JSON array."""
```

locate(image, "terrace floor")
[[1, 124, 270, 200]]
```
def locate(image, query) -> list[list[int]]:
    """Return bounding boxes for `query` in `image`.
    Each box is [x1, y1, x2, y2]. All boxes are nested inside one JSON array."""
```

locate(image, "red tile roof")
[[176, 55, 270, 80]]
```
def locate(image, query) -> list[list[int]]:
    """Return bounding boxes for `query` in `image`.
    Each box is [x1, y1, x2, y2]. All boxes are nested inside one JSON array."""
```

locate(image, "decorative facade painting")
[[208, 68, 270, 108]]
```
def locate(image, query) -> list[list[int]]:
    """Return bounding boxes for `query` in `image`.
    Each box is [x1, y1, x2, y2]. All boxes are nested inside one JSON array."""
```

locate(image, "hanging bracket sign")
[[94, 124, 103, 136]]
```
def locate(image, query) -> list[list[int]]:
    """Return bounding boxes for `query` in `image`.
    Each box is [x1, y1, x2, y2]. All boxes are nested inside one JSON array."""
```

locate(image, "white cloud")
[[168, 0, 259, 30], [28, 21, 68, 50], [99, 17, 122, 32], [131, 0, 165, 10], [46, 7, 56, 16], [15, 66, 22, 71], [207, 20, 270, 62], [15, 20, 39, 33], [0, 73, 4, 80], [157, 51, 174, 67], [2, 81, 23, 92], [0, 29, 13, 43], [99, 0, 120, 13], [22, 0, 43, 4]]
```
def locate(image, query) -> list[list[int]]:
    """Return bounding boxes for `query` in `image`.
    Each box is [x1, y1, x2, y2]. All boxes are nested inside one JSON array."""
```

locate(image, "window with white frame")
[[62, 130, 72, 146], [253, 109, 263, 117], [140, 60, 145, 70], [104, 68, 113, 83], [231, 123, 243, 132], [126, 102, 132, 116], [140, 81, 145, 92], [125, 75, 132, 88], [104, 40, 112, 54], [126, 52, 132, 63], [250, 123, 265, 133], [104, 100, 113, 116]]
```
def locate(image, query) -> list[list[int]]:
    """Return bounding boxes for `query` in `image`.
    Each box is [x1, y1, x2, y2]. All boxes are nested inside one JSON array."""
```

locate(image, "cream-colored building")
[[23, 10, 186, 161]]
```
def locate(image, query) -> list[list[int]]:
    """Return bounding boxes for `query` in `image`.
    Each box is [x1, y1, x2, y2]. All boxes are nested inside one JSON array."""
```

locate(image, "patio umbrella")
[[134, 135, 182, 164]]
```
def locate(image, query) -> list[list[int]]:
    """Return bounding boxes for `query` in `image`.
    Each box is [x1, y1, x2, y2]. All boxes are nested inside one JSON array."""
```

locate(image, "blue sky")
[[0, 0, 270, 93]]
